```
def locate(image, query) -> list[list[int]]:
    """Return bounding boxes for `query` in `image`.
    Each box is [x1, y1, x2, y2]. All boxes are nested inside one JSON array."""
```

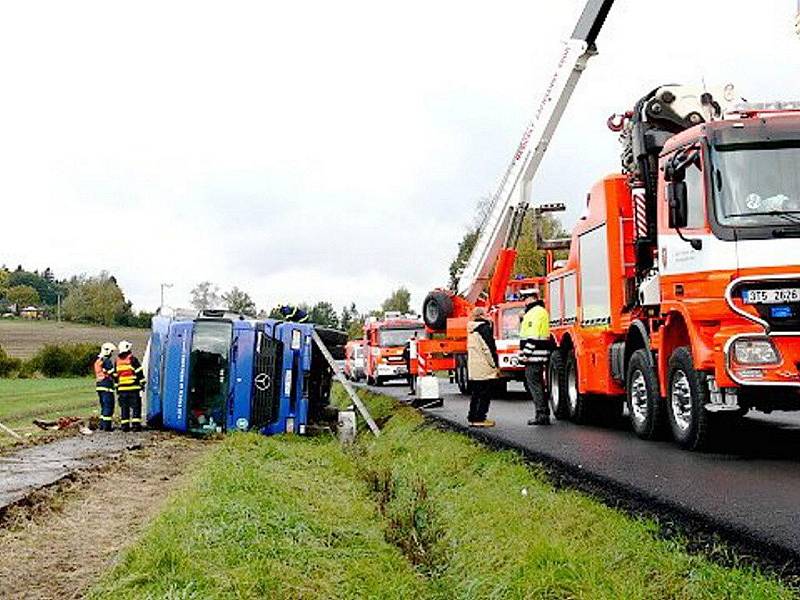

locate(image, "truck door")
[[162, 320, 194, 432]]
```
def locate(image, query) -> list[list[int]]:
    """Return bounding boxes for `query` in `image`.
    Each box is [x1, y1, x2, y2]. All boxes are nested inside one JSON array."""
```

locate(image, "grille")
[[251, 327, 283, 428]]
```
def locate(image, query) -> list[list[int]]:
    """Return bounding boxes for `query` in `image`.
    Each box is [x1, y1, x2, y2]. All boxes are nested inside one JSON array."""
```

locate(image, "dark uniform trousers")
[[97, 390, 115, 431], [118, 391, 142, 431]]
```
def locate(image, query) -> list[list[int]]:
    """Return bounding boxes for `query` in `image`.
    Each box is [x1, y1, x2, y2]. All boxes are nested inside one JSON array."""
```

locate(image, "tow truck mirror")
[[668, 181, 688, 229]]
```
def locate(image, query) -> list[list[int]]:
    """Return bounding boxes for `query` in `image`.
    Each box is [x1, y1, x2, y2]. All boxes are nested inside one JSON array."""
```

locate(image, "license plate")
[[744, 288, 800, 304]]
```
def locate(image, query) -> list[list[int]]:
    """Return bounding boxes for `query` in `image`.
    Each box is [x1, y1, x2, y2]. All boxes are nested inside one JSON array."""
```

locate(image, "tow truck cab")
[[146, 311, 340, 435]]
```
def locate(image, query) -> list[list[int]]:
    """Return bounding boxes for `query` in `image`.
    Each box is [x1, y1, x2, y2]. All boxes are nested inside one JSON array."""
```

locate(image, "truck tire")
[[565, 350, 590, 423], [375, 376, 384, 387], [548, 350, 569, 419], [667, 346, 711, 451], [455, 353, 470, 394], [423, 291, 454, 330], [625, 348, 663, 440]]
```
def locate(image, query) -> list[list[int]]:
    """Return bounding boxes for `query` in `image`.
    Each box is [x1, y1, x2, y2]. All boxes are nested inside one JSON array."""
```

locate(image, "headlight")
[[731, 338, 780, 365]]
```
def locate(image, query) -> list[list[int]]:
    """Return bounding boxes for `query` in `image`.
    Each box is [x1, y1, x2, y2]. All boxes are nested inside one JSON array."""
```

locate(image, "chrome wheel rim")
[[670, 370, 693, 432], [567, 361, 578, 413], [629, 369, 649, 425], [548, 361, 560, 414]]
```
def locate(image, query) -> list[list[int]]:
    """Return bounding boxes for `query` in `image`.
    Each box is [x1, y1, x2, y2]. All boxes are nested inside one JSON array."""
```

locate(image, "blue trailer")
[[145, 310, 344, 435]]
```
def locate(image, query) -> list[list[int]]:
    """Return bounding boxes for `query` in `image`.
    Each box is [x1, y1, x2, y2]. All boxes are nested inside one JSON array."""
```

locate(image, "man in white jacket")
[[466, 307, 501, 427]]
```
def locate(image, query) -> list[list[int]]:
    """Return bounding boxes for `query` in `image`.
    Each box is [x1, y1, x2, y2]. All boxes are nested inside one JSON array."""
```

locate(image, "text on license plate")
[[744, 288, 800, 304]]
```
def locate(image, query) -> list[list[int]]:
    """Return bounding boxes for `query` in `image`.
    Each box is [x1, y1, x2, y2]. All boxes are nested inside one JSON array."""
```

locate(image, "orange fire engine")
[[363, 312, 426, 386]]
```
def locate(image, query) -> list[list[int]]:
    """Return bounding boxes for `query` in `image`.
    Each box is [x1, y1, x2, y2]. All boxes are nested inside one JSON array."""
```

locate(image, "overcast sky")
[[1, 1, 799, 314]]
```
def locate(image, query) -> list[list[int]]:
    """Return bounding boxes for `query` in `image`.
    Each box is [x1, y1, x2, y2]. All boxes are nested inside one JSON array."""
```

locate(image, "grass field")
[[89, 389, 794, 599], [0, 378, 97, 446], [0, 319, 150, 359]]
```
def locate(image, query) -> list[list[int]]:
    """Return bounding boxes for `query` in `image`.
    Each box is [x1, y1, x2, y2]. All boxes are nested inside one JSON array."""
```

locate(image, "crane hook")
[[607, 111, 632, 132]]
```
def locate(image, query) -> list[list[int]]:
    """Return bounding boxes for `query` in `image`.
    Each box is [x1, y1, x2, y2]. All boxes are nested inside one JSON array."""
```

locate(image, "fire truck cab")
[[548, 86, 800, 450], [363, 312, 426, 386]]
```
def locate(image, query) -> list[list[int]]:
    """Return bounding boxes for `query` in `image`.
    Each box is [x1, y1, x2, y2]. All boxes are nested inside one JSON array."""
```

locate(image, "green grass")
[[0, 378, 97, 446], [89, 388, 794, 599]]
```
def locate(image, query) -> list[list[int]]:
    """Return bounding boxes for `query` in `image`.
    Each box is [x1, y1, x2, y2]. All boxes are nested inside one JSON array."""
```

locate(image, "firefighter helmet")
[[118, 340, 132, 354], [99, 342, 116, 358]]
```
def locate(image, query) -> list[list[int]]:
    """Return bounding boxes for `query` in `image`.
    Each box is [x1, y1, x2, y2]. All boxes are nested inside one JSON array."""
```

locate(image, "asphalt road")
[[370, 379, 800, 561]]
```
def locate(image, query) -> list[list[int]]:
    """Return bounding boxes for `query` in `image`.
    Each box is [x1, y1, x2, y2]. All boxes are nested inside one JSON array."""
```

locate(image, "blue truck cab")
[[145, 310, 332, 436]]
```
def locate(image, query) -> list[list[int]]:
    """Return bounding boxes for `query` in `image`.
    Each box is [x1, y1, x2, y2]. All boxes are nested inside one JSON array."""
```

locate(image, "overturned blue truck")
[[145, 310, 346, 436]]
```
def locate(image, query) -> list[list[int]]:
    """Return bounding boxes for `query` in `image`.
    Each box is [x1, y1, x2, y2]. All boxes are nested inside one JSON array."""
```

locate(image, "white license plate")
[[744, 288, 800, 304]]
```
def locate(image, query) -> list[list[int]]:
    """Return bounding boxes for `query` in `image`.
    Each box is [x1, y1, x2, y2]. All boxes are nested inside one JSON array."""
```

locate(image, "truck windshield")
[[378, 328, 425, 347], [712, 142, 800, 227], [187, 320, 232, 433], [500, 306, 524, 339]]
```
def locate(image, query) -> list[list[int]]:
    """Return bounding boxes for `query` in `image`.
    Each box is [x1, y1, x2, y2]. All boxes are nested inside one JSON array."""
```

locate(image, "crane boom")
[[456, 0, 614, 303]]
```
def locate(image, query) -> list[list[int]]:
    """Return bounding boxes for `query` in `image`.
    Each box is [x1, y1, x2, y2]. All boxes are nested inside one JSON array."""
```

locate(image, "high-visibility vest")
[[94, 358, 114, 392], [520, 305, 550, 339], [115, 355, 142, 392]]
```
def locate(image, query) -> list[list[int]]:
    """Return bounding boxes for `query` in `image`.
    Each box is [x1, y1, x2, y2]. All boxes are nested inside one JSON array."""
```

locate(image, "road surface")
[[371, 379, 800, 563]]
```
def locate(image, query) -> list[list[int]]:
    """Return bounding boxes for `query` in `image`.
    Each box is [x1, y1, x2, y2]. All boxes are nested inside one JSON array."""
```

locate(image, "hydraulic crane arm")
[[456, 0, 614, 303]]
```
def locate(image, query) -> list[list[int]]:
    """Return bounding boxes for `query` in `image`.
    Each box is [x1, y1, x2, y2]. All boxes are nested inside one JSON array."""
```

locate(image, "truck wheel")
[[565, 350, 590, 423], [423, 291, 453, 330], [455, 354, 470, 395], [626, 348, 663, 440], [548, 351, 569, 419], [367, 375, 375, 386], [667, 346, 711, 450], [375, 376, 384, 387]]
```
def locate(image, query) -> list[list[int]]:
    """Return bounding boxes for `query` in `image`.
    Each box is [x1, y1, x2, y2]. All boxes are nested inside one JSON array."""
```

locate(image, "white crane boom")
[[457, 0, 614, 303]]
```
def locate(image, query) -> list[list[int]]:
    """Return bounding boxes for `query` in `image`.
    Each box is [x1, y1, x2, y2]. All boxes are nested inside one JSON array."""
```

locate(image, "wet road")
[[371, 380, 800, 559], [0, 432, 151, 511]]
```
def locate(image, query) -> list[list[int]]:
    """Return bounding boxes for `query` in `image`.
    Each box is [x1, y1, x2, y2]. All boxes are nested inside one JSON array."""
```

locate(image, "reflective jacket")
[[115, 353, 144, 392], [519, 304, 549, 339], [520, 303, 551, 364], [94, 357, 115, 392]]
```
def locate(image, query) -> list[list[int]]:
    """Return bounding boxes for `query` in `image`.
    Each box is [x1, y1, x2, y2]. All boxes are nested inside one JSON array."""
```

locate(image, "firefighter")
[[94, 342, 117, 431], [519, 288, 552, 425], [467, 307, 500, 427], [115, 340, 145, 432], [276, 304, 310, 323]]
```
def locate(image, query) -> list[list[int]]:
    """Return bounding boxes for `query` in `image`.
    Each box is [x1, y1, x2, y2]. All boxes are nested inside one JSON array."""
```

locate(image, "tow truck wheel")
[[565, 350, 590, 423], [548, 350, 569, 419], [626, 348, 663, 440], [423, 291, 454, 330], [455, 354, 470, 395], [667, 346, 711, 451]]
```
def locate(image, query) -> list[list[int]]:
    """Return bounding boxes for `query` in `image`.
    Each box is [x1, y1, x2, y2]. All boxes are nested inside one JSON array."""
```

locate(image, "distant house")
[[20, 306, 42, 319]]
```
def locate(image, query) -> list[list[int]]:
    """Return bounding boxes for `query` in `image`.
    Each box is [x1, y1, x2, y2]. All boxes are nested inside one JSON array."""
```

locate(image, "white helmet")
[[99, 342, 116, 358], [118, 340, 132, 354]]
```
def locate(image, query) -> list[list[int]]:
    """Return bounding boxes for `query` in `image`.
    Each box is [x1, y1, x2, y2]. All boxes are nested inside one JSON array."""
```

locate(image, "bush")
[[30, 343, 98, 377], [0, 345, 22, 377]]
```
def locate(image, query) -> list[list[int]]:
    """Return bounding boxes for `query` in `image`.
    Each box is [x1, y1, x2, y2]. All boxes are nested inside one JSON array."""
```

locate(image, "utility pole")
[[160, 283, 173, 312]]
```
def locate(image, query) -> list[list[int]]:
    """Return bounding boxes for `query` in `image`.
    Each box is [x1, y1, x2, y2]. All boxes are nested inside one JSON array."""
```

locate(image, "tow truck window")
[[712, 143, 800, 227], [579, 225, 611, 324], [563, 273, 577, 321], [549, 278, 563, 321], [500, 307, 525, 339], [187, 320, 233, 433], [684, 161, 706, 229], [378, 328, 426, 347]]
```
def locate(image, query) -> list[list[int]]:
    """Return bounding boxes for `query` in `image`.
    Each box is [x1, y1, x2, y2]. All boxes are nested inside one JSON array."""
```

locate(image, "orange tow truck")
[[546, 86, 800, 450]]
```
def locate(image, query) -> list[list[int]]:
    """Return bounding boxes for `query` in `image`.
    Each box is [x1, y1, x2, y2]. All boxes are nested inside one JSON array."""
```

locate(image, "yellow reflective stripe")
[[129, 418, 142, 423], [100, 416, 113, 421], [96, 387, 114, 392], [119, 419, 130, 424], [134, 367, 144, 373], [118, 385, 141, 391], [299, 315, 309, 322]]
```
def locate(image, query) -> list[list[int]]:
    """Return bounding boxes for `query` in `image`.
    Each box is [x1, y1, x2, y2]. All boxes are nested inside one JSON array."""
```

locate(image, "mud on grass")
[[93, 387, 794, 600], [0, 433, 211, 600]]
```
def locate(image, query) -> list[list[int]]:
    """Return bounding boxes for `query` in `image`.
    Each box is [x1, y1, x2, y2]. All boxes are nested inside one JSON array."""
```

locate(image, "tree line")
[[0, 265, 152, 327], [190, 281, 414, 340]]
